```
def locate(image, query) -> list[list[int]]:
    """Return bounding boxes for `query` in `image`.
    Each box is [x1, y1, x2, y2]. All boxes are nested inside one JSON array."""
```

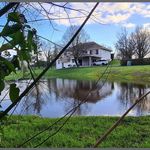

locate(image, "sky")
[[0, 2, 150, 53]]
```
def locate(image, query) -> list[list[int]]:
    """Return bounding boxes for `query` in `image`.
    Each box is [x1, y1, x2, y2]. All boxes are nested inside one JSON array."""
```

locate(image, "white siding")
[[99, 49, 111, 60], [63, 61, 76, 68], [56, 59, 63, 69], [56, 58, 76, 69], [56, 46, 111, 69]]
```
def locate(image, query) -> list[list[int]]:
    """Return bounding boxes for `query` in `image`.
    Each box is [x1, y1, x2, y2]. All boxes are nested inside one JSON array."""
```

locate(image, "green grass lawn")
[[1, 115, 150, 148], [6, 65, 150, 84]]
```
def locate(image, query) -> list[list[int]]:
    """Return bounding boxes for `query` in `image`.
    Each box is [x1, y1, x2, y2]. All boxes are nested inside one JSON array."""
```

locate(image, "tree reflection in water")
[[20, 81, 46, 116], [2, 78, 149, 117], [117, 82, 150, 115]]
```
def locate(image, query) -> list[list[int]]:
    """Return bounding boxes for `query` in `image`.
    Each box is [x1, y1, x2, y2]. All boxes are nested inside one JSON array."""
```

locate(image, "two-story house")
[[56, 42, 112, 69]]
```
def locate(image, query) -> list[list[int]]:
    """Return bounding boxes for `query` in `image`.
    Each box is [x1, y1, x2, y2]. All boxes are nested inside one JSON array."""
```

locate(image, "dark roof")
[[67, 42, 112, 52]]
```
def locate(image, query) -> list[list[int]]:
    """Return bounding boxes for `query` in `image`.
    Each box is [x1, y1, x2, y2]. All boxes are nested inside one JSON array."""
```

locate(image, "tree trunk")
[[74, 57, 79, 67]]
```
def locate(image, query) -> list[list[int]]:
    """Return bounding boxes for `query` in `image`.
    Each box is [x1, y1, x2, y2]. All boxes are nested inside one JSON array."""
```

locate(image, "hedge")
[[121, 58, 150, 66]]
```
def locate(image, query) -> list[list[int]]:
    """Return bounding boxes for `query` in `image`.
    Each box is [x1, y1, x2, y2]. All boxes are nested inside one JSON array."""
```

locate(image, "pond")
[[0, 78, 150, 118]]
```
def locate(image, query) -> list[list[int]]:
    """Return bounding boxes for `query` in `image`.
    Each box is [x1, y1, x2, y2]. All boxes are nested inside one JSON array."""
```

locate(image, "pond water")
[[1, 78, 150, 118]]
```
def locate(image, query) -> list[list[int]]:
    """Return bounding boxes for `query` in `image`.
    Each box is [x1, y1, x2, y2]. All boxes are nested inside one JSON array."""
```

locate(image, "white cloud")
[[102, 13, 131, 24], [143, 23, 150, 32], [122, 23, 136, 28], [29, 2, 150, 26]]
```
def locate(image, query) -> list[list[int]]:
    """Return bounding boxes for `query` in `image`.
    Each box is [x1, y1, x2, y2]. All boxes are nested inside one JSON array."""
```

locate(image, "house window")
[[96, 49, 99, 54], [90, 50, 92, 54]]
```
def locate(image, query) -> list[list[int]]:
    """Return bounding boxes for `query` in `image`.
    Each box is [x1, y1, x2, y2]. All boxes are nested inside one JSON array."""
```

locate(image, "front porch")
[[78, 56, 101, 67]]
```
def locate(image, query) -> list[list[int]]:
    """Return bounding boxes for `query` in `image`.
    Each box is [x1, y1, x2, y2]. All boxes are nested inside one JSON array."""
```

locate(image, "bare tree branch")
[[27, 16, 87, 23], [38, 2, 58, 31], [47, 2, 107, 25], [0, 2, 19, 17]]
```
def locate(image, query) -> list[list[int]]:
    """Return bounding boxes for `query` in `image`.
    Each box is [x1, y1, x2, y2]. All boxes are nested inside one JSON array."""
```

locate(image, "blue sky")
[[0, 2, 150, 53]]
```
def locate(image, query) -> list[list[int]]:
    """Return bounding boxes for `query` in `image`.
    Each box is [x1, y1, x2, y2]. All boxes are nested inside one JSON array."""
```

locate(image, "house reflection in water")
[[46, 78, 113, 116], [47, 78, 113, 103]]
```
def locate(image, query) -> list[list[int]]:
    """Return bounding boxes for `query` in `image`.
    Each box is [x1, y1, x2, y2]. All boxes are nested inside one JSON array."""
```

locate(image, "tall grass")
[[1, 115, 150, 148]]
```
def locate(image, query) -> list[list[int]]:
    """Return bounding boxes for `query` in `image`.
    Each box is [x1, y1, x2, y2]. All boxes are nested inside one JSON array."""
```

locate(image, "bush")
[[121, 58, 150, 66]]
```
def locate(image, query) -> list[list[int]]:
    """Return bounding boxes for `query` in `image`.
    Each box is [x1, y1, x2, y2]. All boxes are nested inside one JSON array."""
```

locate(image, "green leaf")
[[8, 12, 20, 23], [0, 80, 5, 93], [32, 41, 37, 52], [0, 43, 13, 52], [27, 30, 33, 50], [0, 66, 8, 78], [9, 83, 20, 102], [0, 24, 22, 36], [9, 31, 24, 45], [18, 50, 31, 61], [0, 56, 16, 73], [11, 56, 20, 69]]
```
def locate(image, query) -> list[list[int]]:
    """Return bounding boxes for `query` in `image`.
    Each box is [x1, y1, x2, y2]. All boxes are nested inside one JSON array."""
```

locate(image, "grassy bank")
[[1, 115, 150, 148], [6, 65, 150, 84]]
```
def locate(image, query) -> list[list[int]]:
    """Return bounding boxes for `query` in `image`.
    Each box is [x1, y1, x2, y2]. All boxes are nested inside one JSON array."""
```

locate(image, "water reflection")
[[117, 82, 150, 116], [20, 82, 46, 116], [48, 79, 113, 103], [0, 78, 150, 117]]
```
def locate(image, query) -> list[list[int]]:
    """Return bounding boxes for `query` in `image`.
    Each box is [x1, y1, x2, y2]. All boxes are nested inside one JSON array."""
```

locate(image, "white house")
[[56, 42, 112, 69]]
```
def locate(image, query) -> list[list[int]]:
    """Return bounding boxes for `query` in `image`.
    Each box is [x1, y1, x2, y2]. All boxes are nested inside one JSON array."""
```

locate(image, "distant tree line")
[[32, 39, 60, 68]]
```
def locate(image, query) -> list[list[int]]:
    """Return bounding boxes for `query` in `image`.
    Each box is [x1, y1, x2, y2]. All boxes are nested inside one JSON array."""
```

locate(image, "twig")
[[38, 2, 58, 31], [37, 34, 63, 48], [93, 90, 150, 148], [47, 2, 106, 26], [0, 2, 19, 17], [27, 16, 87, 22]]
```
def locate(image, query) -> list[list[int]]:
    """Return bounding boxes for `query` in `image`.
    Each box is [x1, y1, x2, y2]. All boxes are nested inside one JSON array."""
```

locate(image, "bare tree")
[[52, 45, 59, 58], [44, 50, 52, 67], [132, 26, 150, 59], [62, 25, 90, 67], [32, 35, 42, 68], [40, 41, 52, 67], [115, 28, 135, 59]]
